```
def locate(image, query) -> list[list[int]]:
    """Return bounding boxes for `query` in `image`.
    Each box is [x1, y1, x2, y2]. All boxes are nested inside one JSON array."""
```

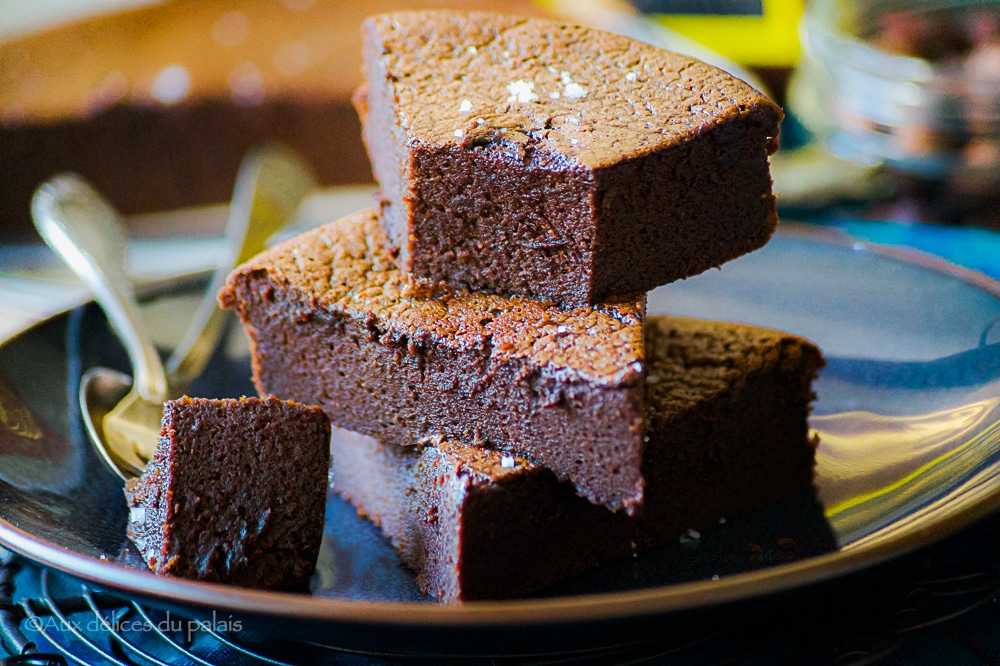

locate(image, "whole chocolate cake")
[[123, 395, 331, 591], [358, 11, 783, 307], [220, 209, 648, 513], [330, 315, 825, 601]]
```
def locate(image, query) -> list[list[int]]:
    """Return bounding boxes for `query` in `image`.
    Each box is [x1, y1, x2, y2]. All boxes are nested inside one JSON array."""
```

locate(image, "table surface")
[[1, 502, 999, 664]]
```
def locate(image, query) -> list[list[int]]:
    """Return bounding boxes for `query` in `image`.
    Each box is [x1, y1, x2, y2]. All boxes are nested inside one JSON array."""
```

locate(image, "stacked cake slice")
[[222, 11, 823, 601], [222, 210, 648, 513], [326, 317, 823, 601], [356, 11, 783, 307]]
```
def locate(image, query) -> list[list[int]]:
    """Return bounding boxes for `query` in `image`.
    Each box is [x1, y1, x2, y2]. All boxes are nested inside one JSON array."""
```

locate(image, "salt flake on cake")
[[506, 80, 538, 104]]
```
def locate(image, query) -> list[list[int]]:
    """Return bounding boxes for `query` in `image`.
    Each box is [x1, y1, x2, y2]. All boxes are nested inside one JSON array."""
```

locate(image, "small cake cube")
[[124, 395, 331, 591]]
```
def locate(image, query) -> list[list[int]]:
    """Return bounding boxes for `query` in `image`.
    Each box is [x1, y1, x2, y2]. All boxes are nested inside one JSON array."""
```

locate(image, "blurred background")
[[2, 4, 1000, 664], [2, 0, 998, 243]]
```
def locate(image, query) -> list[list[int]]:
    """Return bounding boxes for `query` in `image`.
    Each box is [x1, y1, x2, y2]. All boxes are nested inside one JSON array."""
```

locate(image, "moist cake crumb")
[[124, 395, 330, 591]]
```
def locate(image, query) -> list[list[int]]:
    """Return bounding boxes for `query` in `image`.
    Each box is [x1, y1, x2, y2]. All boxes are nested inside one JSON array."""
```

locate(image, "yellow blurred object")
[[647, 0, 805, 67]]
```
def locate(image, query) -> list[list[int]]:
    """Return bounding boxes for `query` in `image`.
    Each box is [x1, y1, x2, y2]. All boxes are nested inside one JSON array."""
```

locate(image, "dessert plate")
[[1, 222, 999, 655]]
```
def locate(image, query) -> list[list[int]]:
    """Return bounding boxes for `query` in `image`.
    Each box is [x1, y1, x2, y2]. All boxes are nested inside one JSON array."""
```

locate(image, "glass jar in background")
[[790, 0, 1000, 224]]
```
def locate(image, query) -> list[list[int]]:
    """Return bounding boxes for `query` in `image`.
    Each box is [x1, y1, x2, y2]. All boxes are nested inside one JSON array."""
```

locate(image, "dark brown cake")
[[123, 395, 331, 591], [331, 315, 824, 602], [219, 209, 648, 513], [0, 0, 544, 237], [357, 11, 783, 307]]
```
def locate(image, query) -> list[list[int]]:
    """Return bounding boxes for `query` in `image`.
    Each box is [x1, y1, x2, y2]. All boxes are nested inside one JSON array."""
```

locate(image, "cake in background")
[[0, 0, 545, 237]]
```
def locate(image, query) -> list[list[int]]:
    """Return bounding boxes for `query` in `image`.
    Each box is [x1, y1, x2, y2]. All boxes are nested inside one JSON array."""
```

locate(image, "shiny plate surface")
[[1, 222, 999, 653]]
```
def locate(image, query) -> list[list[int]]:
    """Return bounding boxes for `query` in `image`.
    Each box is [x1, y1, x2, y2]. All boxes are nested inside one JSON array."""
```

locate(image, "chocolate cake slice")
[[331, 315, 825, 602], [220, 209, 647, 512], [124, 395, 331, 591], [357, 11, 783, 308]]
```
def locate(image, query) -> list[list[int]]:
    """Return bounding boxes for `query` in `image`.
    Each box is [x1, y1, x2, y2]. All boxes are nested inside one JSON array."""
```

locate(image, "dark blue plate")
[[1, 222, 998, 655]]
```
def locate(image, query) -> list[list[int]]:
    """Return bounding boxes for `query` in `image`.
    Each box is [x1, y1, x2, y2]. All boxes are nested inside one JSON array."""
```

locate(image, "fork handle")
[[32, 175, 169, 402], [165, 144, 316, 392]]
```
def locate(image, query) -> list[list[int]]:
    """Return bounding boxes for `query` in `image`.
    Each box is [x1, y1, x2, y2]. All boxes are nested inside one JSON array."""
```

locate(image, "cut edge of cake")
[[124, 395, 331, 591], [220, 209, 649, 513], [329, 314, 824, 601]]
